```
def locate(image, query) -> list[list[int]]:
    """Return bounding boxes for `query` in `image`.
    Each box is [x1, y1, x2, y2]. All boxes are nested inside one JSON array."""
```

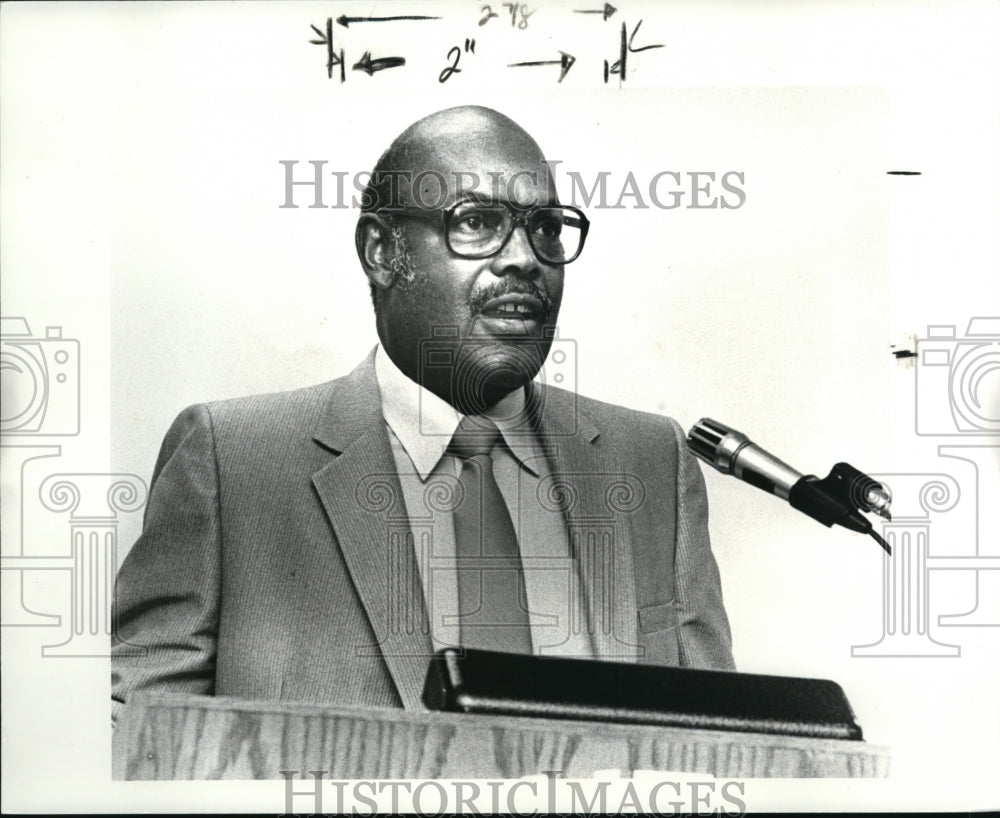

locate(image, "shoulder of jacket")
[[545, 384, 684, 440]]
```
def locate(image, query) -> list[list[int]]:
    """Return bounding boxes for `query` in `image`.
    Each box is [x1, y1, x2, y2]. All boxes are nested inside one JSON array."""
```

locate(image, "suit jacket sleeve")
[[669, 418, 736, 671], [111, 404, 222, 727]]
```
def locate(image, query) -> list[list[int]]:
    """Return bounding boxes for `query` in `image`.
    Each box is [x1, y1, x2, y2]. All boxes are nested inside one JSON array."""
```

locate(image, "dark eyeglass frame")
[[376, 201, 590, 265]]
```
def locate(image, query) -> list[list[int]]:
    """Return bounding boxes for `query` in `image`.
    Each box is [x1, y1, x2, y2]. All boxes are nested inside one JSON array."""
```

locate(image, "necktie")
[[448, 415, 533, 655]]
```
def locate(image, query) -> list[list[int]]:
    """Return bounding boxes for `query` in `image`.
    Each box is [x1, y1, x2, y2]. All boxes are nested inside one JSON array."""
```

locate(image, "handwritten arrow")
[[337, 14, 440, 28], [352, 51, 406, 75], [574, 3, 616, 21], [508, 51, 576, 83]]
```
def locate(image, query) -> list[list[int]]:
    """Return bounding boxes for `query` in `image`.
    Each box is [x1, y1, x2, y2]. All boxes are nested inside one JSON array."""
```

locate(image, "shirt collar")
[[374, 344, 543, 480]]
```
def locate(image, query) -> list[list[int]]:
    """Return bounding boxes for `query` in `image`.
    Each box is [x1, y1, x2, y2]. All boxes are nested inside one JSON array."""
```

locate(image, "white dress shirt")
[[374, 344, 594, 658]]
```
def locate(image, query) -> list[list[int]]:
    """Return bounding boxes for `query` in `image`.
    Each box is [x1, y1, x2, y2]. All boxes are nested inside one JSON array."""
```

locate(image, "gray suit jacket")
[[112, 352, 733, 724]]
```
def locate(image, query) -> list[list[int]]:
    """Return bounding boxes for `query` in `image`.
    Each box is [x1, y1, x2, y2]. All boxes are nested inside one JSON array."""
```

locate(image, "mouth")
[[477, 293, 546, 321]]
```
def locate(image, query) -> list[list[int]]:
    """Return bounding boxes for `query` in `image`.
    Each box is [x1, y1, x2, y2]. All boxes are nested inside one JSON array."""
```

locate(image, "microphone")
[[687, 418, 892, 554]]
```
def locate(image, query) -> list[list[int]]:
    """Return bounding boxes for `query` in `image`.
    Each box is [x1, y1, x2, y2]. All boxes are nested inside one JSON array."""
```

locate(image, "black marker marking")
[[887, 171, 922, 175], [352, 52, 406, 75], [605, 21, 628, 81], [508, 51, 576, 82], [605, 20, 663, 84], [892, 350, 917, 359], [337, 14, 441, 28], [309, 18, 345, 82], [626, 19, 665, 53], [439, 41, 475, 84], [575, 2, 617, 20]]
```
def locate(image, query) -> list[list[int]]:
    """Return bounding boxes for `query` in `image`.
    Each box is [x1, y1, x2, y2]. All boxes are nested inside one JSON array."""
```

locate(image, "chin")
[[455, 340, 545, 402]]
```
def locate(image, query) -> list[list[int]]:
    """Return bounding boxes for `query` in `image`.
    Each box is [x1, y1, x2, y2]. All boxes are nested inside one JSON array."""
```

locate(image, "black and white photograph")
[[2, 1, 998, 813]]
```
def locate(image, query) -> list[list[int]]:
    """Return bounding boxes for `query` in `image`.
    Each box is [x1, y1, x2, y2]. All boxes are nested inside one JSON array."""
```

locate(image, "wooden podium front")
[[116, 693, 889, 780]]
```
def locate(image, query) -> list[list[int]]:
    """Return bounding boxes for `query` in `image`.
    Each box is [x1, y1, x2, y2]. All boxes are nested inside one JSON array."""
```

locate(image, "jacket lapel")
[[531, 384, 641, 663], [311, 351, 433, 710]]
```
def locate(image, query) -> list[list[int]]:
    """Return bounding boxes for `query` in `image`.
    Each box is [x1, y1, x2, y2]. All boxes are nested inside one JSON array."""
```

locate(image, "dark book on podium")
[[423, 648, 864, 741]]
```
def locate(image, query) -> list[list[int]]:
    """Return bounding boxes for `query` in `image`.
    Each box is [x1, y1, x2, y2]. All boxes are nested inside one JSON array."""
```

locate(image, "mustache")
[[468, 280, 555, 319]]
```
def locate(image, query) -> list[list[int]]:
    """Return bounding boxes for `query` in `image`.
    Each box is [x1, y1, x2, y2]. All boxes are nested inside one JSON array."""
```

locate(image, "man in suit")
[[111, 105, 733, 726]]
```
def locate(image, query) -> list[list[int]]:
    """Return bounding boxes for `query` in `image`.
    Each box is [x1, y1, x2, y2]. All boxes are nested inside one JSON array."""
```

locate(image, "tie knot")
[[448, 416, 501, 460]]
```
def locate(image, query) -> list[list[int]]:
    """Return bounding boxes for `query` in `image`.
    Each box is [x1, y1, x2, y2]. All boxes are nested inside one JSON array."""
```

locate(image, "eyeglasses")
[[377, 201, 590, 265]]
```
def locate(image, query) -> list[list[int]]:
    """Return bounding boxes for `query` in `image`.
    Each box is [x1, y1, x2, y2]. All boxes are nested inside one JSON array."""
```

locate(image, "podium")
[[116, 693, 889, 780]]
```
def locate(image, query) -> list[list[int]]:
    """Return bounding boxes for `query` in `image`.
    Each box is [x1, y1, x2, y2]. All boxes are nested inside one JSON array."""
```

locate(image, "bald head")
[[361, 106, 557, 213]]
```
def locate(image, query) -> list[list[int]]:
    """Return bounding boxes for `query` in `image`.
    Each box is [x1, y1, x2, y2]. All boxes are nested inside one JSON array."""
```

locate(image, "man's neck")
[[380, 345, 527, 416]]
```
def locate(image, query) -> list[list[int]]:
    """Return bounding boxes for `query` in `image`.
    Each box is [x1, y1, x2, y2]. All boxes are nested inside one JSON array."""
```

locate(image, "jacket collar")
[[312, 348, 384, 454]]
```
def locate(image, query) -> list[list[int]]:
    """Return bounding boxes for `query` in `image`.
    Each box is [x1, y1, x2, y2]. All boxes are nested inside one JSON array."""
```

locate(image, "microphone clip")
[[789, 463, 893, 554]]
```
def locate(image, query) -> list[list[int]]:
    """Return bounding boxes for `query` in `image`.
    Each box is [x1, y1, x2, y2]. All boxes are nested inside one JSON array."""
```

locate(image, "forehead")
[[393, 132, 557, 209]]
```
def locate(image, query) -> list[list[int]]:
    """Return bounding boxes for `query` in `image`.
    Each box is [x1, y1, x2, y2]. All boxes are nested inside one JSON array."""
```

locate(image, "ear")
[[355, 213, 396, 292]]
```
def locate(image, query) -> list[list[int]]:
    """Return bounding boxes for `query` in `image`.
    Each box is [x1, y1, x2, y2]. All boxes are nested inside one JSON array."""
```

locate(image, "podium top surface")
[[117, 692, 890, 780]]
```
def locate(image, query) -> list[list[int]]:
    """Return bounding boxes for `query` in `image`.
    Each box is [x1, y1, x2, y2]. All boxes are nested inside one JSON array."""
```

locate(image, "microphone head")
[[863, 484, 893, 520], [686, 418, 750, 474]]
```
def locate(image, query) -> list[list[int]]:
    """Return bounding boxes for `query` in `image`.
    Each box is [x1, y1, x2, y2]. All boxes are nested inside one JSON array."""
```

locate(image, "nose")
[[490, 222, 541, 279]]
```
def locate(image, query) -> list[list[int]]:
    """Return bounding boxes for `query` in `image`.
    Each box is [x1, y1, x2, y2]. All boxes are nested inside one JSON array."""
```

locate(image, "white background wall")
[[2, 1, 998, 812]]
